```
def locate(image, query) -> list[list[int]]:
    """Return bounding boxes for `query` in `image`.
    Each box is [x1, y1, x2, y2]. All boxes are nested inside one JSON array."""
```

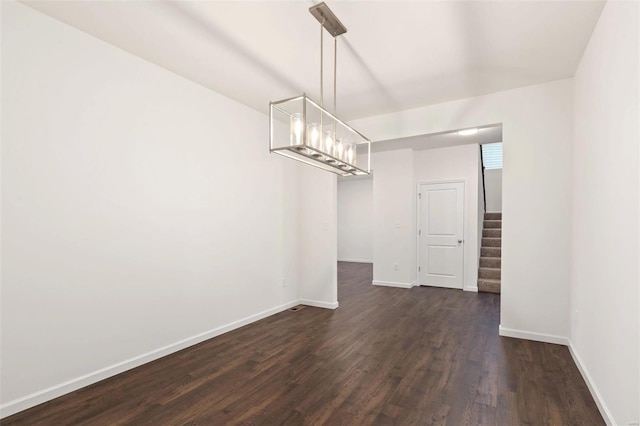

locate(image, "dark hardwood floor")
[[3, 262, 603, 425]]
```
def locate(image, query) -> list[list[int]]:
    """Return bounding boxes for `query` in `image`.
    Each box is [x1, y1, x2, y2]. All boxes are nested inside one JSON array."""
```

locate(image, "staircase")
[[478, 212, 502, 293]]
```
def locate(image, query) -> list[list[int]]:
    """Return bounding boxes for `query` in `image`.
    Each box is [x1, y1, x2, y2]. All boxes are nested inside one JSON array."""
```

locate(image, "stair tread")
[[478, 279, 501, 293], [479, 267, 500, 270], [480, 256, 501, 260], [483, 220, 502, 229], [478, 278, 501, 283]]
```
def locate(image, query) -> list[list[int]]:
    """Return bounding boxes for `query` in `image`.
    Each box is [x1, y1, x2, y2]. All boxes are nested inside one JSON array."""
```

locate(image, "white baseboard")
[[498, 325, 569, 345], [299, 299, 339, 310], [464, 286, 478, 292], [568, 340, 615, 426], [337, 258, 373, 263], [372, 280, 415, 289], [0, 300, 300, 419]]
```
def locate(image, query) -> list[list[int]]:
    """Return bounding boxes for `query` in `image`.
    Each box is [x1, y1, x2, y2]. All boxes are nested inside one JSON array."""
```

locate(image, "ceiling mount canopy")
[[269, 2, 371, 176], [309, 2, 347, 37]]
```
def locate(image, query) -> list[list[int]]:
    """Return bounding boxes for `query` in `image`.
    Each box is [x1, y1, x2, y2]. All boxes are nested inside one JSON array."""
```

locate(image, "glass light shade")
[[324, 130, 335, 159], [347, 144, 355, 165], [269, 95, 370, 176], [336, 138, 345, 162], [307, 123, 321, 149], [290, 113, 303, 146]]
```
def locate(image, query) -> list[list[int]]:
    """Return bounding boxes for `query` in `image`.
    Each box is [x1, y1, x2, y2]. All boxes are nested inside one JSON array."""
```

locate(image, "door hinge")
[[418, 230, 421, 236], [418, 193, 421, 199], [418, 266, 421, 272]]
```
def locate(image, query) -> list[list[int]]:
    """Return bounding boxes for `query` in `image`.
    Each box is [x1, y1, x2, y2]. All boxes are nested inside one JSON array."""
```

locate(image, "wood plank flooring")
[[3, 262, 603, 425]]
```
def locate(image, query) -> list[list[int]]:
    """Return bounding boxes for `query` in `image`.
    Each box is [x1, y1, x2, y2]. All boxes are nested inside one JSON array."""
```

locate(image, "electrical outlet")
[[394, 263, 399, 271], [282, 278, 287, 288]]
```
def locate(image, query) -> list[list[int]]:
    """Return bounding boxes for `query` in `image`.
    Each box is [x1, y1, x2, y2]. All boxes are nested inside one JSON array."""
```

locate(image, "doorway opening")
[[478, 142, 503, 293], [337, 123, 503, 293]]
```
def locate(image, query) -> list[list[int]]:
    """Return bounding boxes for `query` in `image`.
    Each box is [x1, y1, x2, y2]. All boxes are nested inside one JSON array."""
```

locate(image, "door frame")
[[415, 179, 467, 288]]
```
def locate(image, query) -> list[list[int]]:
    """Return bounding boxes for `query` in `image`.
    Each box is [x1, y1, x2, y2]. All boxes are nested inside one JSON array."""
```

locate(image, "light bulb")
[[290, 113, 303, 146], [307, 123, 320, 149], [336, 138, 345, 161], [324, 131, 334, 155], [347, 145, 354, 164]]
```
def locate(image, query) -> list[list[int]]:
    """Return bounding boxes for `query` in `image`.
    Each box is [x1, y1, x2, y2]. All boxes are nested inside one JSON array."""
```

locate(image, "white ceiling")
[[370, 124, 502, 153], [24, 1, 604, 121]]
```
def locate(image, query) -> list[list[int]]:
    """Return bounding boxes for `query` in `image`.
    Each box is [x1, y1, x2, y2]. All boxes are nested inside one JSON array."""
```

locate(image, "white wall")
[[368, 144, 480, 290], [353, 78, 573, 341], [414, 144, 480, 291], [298, 167, 338, 308], [337, 178, 373, 263], [371, 149, 415, 287], [571, 2, 639, 424], [484, 169, 502, 212], [1, 2, 336, 416]]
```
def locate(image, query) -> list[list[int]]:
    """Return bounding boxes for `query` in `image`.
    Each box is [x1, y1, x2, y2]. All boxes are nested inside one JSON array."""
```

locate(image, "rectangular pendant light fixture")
[[269, 2, 371, 177], [269, 94, 371, 176]]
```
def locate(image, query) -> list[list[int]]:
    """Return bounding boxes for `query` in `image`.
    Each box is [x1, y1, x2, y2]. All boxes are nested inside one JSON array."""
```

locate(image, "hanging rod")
[[309, 2, 347, 37]]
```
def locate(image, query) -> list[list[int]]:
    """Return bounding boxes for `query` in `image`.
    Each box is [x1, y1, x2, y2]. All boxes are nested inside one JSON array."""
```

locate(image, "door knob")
[[458, 239, 463, 243]]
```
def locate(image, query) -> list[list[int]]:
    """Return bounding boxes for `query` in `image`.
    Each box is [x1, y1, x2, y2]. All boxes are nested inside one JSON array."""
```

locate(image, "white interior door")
[[418, 182, 464, 289]]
